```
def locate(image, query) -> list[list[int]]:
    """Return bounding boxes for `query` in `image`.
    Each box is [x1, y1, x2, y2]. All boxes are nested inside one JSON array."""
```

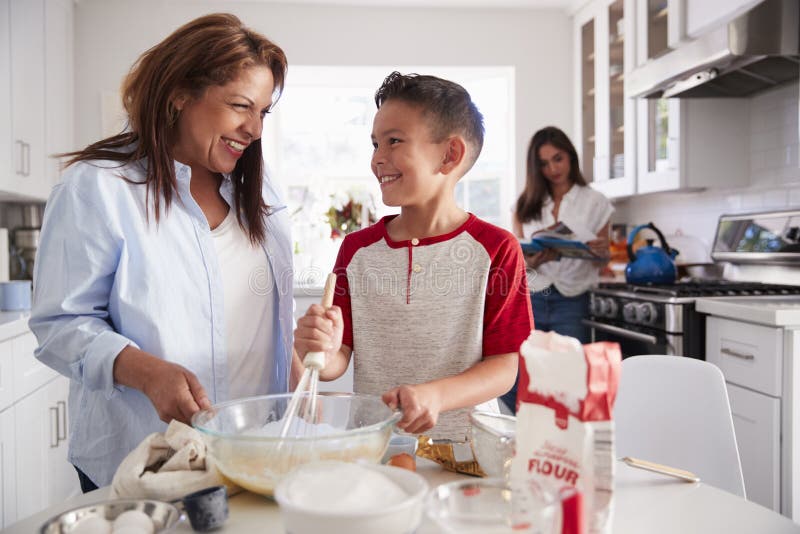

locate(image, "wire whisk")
[[279, 272, 337, 439]]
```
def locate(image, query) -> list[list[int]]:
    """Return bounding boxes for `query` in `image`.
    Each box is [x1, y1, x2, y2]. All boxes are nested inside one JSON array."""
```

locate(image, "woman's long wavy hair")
[[515, 126, 587, 224], [63, 13, 287, 244]]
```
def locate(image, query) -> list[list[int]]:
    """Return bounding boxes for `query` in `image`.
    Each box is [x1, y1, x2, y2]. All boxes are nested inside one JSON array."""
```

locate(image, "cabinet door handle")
[[23, 142, 31, 176], [57, 400, 67, 442], [15, 140, 24, 175], [721, 347, 755, 360], [49, 406, 59, 448]]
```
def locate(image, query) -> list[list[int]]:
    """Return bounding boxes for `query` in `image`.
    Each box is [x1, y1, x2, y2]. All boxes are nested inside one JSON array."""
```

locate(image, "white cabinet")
[[728, 382, 781, 511], [634, 0, 687, 66], [705, 314, 798, 518], [628, 0, 750, 194], [15, 375, 74, 519], [636, 98, 749, 193], [46, 376, 74, 504], [573, 0, 637, 199], [0, 0, 73, 202], [0, 0, 11, 198], [685, 0, 764, 39], [0, 329, 79, 526], [8, 0, 46, 200], [0, 407, 16, 528]]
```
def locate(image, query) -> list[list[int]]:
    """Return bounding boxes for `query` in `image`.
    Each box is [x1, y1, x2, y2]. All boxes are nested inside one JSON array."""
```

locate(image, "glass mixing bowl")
[[192, 392, 400, 496], [469, 410, 515, 478], [426, 478, 560, 534]]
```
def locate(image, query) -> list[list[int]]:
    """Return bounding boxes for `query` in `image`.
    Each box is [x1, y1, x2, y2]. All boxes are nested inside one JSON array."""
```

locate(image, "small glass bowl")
[[469, 410, 515, 478], [426, 478, 560, 534]]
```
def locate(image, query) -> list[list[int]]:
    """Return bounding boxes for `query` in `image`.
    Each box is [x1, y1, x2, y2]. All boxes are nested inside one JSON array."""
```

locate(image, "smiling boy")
[[294, 72, 534, 440]]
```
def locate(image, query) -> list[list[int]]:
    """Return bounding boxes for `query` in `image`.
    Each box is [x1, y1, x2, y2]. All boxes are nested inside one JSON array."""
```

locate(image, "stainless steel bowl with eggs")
[[39, 499, 180, 534]]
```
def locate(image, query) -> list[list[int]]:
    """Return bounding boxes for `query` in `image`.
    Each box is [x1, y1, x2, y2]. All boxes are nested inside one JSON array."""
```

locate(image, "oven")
[[586, 282, 800, 359]]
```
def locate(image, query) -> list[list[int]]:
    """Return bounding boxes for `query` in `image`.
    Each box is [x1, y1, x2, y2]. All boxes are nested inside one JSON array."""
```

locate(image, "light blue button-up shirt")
[[29, 158, 294, 486]]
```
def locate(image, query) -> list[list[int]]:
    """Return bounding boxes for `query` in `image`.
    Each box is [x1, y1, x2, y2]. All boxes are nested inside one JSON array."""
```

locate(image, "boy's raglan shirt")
[[332, 214, 534, 440]]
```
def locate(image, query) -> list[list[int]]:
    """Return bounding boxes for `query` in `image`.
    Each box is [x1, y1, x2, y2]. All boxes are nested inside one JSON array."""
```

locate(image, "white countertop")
[[696, 296, 800, 327], [0, 311, 30, 342], [6, 459, 800, 533]]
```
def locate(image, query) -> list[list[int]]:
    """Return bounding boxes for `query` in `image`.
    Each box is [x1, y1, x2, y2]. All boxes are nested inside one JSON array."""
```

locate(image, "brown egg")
[[388, 452, 416, 471]]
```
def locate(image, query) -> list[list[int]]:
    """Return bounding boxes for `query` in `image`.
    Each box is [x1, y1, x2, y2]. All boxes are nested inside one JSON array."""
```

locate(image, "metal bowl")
[[40, 499, 180, 533], [192, 392, 401, 496], [469, 410, 515, 478]]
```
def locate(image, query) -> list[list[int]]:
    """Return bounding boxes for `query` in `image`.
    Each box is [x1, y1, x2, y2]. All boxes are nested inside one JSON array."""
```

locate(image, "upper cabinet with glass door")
[[634, 0, 684, 192], [573, 0, 636, 199], [574, 3, 596, 186], [632, 0, 750, 194]]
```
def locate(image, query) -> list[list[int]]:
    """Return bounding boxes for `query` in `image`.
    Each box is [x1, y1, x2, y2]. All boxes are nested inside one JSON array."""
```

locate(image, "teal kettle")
[[626, 222, 679, 284]]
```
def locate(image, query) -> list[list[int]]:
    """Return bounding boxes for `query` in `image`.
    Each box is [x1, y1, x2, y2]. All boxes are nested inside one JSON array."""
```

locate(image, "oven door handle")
[[582, 319, 660, 345]]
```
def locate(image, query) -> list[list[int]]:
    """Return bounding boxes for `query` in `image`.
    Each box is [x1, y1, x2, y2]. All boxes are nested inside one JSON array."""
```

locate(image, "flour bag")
[[510, 331, 621, 534]]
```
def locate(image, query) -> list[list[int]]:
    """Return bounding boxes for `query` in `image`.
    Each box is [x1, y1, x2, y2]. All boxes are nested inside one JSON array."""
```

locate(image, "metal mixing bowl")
[[40, 499, 180, 533], [192, 392, 401, 496], [469, 410, 515, 478]]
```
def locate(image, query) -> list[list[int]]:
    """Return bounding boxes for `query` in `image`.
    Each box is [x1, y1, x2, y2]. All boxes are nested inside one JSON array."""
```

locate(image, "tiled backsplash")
[[613, 82, 800, 256]]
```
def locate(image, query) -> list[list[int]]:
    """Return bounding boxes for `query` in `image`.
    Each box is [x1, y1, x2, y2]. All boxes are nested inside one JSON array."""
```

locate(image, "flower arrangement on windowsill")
[[326, 189, 377, 239]]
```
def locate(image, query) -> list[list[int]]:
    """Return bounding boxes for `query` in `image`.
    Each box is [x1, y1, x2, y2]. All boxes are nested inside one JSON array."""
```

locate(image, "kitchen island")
[[6, 458, 799, 533]]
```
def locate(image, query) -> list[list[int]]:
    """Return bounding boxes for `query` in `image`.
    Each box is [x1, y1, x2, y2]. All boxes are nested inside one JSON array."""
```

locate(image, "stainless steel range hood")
[[627, 0, 800, 98]]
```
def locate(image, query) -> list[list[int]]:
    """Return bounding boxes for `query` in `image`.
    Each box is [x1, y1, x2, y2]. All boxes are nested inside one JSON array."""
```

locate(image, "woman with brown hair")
[[500, 126, 613, 413], [29, 14, 292, 491]]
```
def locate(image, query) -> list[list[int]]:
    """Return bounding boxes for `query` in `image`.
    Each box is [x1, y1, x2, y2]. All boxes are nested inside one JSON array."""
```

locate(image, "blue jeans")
[[499, 286, 590, 414], [74, 465, 99, 493]]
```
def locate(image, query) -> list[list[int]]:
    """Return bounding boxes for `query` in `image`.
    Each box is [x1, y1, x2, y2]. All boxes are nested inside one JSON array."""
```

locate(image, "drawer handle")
[[57, 400, 67, 442], [15, 140, 24, 175], [49, 406, 59, 448], [721, 347, 755, 361]]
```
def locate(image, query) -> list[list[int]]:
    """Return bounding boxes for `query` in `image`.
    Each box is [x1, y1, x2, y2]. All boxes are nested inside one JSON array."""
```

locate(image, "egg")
[[388, 452, 416, 471], [112, 510, 154, 534], [72, 515, 112, 534]]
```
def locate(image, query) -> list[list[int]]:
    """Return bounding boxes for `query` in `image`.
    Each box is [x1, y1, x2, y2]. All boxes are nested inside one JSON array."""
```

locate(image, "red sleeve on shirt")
[[468, 220, 534, 357]]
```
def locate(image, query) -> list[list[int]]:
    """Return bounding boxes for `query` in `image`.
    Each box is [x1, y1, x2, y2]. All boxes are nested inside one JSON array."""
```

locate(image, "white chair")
[[614, 355, 746, 498]]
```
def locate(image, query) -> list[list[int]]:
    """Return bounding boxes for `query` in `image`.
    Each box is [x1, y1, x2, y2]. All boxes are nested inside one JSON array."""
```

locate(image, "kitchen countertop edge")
[[696, 296, 800, 327], [0, 311, 31, 342]]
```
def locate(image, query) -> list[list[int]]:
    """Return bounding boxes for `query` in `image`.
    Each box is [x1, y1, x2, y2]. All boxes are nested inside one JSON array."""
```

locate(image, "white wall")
[[613, 82, 800, 255], [73, 0, 573, 199]]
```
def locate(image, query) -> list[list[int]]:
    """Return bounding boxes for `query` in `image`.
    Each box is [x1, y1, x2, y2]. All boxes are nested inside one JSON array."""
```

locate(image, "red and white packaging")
[[510, 331, 621, 534]]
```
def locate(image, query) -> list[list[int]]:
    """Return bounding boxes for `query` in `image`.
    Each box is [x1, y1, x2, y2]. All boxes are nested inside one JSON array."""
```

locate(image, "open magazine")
[[520, 221, 607, 261]]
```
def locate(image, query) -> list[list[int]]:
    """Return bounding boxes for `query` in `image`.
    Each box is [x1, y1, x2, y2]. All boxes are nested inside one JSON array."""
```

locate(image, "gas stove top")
[[590, 281, 800, 336], [598, 280, 800, 299]]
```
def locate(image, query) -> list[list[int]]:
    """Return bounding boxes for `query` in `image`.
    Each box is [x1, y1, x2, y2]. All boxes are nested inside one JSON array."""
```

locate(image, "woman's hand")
[[382, 384, 443, 434], [587, 235, 611, 260], [293, 304, 344, 369], [524, 248, 559, 269], [588, 222, 612, 261], [113, 346, 211, 425], [142, 361, 211, 424]]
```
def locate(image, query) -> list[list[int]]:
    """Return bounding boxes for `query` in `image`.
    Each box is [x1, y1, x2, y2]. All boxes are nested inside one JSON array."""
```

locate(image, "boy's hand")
[[382, 384, 443, 434], [293, 304, 344, 368]]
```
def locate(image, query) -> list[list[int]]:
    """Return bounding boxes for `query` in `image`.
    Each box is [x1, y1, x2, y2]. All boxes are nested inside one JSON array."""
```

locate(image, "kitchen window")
[[262, 66, 515, 281]]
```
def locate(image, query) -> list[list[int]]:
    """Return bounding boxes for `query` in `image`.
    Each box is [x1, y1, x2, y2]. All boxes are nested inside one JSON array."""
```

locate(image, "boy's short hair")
[[375, 71, 485, 172]]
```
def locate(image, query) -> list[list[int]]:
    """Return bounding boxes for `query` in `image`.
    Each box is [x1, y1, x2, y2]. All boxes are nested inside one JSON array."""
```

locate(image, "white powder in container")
[[282, 463, 408, 513]]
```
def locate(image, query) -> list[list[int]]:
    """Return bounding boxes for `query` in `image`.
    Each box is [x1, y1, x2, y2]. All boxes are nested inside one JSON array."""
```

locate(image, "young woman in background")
[[501, 126, 613, 413]]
